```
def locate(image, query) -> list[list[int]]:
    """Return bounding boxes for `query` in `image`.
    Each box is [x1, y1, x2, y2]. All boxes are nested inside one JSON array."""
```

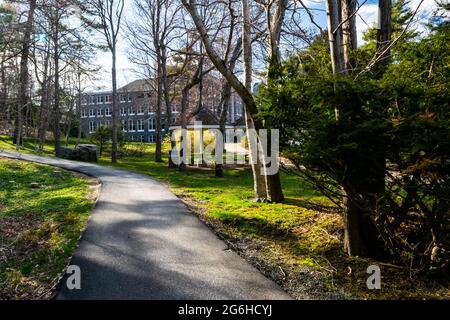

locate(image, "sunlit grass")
[[0, 157, 97, 299]]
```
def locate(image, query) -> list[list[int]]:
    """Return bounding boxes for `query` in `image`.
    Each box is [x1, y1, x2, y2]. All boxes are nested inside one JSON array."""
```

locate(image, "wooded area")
[[0, 0, 449, 285]]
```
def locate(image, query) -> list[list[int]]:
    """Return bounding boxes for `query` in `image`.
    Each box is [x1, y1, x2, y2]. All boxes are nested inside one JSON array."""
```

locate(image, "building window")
[[105, 95, 111, 103], [89, 109, 95, 117], [105, 120, 111, 127], [81, 97, 88, 105], [149, 118, 155, 130], [97, 109, 104, 117], [137, 106, 145, 115], [137, 93, 145, 99], [129, 107, 135, 115], [89, 96, 95, 105], [140, 135, 145, 142], [81, 109, 87, 118], [128, 119, 136, 132], [105, 108, 111, 117], [121, 108, 127, 116], [149, 134, 156, 143], [89, 121, 96, 133], [137, 119, 144, 132], [121, 120, 127, 132], [130, 135, 135, 142], [120, 94, 132, 103], [98, 96, 104, 104]]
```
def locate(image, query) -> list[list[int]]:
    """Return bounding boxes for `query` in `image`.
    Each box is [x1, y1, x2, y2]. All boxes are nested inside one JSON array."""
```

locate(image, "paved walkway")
[[0, 150, 290, 300]]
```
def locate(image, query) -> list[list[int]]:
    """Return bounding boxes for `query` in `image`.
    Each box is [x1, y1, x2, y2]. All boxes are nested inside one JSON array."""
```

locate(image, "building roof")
[[187, 107, 220, 126], [118, 79, 153, 92]]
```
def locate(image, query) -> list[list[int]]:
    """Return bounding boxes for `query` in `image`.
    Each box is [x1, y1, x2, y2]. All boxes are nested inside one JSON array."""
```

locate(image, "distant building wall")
[[80, 78, 245, 143]]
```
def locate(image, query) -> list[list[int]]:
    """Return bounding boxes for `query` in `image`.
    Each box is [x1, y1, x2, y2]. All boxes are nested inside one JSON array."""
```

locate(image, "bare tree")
[[79, 0, 125, 163], [182, 0, 285, 202], [13, 0, 37, 148]]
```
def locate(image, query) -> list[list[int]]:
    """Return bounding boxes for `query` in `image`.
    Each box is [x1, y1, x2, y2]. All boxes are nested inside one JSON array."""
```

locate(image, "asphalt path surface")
[[0, 150, 291, 300]]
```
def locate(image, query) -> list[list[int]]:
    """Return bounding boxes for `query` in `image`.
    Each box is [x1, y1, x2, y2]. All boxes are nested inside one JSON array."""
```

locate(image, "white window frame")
[[105, 107, 111, 117], [89, 121, 96, 133], [89, 109, 95, 118], [81, 109, 87, 118], [137, 119, 145, 132], [97, 109, 104, 117], [128, 119, 136, 132], [137, 105, 145, 115], [149, 118, 155, 131]]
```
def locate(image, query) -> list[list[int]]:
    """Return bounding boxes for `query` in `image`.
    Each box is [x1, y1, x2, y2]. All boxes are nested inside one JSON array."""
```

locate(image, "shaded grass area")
[[1, 135, 448, 299], [0, 157, 98, 299], [0, 135, 83, 157]]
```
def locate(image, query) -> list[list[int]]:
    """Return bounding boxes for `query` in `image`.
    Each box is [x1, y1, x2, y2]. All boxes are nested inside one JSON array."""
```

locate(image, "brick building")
[[80, 77, 244, 143]]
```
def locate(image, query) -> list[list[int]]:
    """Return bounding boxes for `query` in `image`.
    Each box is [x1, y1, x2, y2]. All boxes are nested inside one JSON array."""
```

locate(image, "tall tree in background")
[[13, 0, 37, 148], [262, 0, 287, 202], [182, 0, 285, 202], [326, 0, 344, 78], [80, 0, 124, 163], [127, 0, 180, 163], [341, 0, 358, 71], [377, 0, 392, 66]]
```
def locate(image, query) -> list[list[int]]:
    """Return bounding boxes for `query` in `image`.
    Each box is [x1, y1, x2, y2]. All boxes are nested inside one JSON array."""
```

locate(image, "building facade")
[[80, 78, 245, 143]]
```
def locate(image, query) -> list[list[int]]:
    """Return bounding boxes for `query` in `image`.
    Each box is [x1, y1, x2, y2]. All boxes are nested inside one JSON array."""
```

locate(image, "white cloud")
[[355, 0, 440, 46], [356, 3, 379, 45]]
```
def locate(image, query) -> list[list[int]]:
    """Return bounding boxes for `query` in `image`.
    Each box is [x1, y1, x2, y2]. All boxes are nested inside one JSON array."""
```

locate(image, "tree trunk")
[[215, 81, 231, 178], [155, 60, 163, 163], [161, 46, 176, 168], [0, 57, 7, 124], [37, 89, 48, 151], [242, 0, 268, 201], [341, 0, 358, 71], [326, 0, 345, 76], [76, 71, 82, 146], [178, 86, 189, 172], [111, 47, 118, 163], [377, 0, 392, 66], [264, 0, 287, 203], [65, 97, 74, 147], [14, 0, 37, 148], [343, 186, 383, 257], [53, 18, 61, 154]]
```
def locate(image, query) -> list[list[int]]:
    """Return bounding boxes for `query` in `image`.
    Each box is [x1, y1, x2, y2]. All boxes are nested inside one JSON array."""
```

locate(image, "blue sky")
[[1, 0, 438, 89], [90, 0, 439, 89]]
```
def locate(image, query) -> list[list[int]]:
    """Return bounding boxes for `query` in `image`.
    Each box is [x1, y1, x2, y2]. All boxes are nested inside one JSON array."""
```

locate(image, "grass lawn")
[[1, 135, 448, 299], [0, 156, 98, 299]]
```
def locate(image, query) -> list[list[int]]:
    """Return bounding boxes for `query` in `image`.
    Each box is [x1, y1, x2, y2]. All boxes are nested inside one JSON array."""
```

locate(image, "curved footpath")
[[0, 150, 290, 300]]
